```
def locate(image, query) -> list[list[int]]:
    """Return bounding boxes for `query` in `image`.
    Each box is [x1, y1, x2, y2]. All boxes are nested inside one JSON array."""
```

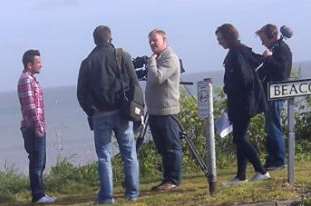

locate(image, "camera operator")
[[145, 29, 182, 192], [256, 24, 292, 171]]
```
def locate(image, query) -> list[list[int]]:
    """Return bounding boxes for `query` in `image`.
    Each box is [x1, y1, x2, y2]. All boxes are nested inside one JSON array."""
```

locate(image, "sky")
[[0, 0, 310, 92]]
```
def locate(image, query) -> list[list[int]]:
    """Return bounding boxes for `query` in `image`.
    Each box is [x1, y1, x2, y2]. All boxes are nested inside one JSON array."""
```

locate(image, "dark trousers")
[[21, 127, 46, 202], [232, 117, 265, 180], [149, 115, 183, 185]]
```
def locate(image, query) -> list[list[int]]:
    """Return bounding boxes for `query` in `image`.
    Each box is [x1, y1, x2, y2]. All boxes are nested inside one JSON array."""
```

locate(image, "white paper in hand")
[[215, 112, 232, 138]]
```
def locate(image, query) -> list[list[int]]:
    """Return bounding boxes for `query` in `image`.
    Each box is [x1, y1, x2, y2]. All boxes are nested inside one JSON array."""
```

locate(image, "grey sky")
[[0, 0, 310, 92]]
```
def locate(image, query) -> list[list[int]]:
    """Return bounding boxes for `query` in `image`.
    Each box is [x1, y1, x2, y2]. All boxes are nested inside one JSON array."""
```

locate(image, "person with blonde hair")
[[145, 29, 183, 191], [256, 24, 292, 171]]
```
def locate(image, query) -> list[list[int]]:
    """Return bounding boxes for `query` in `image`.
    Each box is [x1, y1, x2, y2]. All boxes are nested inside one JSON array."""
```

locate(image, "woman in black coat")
[[215, 24, 271, 184]]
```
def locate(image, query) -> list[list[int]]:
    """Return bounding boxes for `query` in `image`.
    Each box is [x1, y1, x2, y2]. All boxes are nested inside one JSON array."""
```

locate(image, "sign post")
[[198, 78, 217, 194], [268, 79, 311, 185], [287, 97, 295, 184]]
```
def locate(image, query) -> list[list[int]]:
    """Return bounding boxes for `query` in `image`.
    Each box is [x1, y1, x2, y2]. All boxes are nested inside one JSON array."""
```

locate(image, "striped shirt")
[[17, 71, 46, 135]]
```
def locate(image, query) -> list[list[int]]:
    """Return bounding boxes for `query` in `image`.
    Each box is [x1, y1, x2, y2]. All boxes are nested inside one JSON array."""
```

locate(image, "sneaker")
[[35, 194, 56, 204], [223, 177, 248, 187], [96, 199, 115, 205], [265, 164, 286, 171], [127, 197, 138, 202], [151, 181, 178, 192], [251, 172, 271, 181]]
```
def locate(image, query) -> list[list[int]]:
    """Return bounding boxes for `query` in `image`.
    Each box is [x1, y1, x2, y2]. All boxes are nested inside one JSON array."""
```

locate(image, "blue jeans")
[[149, 115, 183, 185], [93, 111, 139, 203], [21, 127, 46, 202], [265, 100, 286, 166]]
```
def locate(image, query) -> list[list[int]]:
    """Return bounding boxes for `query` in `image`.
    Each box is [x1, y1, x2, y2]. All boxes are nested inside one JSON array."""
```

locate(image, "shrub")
[[0, 164, 28, 202], [45, 157, 98, 193]]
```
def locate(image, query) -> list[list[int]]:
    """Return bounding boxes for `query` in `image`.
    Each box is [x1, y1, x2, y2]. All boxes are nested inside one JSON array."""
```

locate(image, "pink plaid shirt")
[[18, 71, 46, 135]]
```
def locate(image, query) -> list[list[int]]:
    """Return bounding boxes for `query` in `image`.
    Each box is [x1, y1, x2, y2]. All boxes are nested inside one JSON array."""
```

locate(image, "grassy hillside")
[[1, 160, 310, 206]]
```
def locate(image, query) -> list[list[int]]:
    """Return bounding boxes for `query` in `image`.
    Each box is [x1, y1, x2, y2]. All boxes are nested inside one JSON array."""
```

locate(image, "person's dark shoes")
[[151, 181, 178, 192], [151, 181, 165, 191], [265, 164, 286, 171]]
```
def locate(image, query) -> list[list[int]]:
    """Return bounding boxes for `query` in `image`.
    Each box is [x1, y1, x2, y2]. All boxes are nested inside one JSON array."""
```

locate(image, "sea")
[[1, 64, 310, 173], [0, 86, 97, 173]]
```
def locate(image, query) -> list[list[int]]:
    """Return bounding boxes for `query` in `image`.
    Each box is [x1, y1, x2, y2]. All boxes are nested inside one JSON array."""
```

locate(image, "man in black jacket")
[[256, 24, 292, 171], [77, 25, 140, 204]]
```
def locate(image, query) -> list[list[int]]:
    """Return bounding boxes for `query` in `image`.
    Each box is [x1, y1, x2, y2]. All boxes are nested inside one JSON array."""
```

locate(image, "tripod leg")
[[184, 134, 209, 178]]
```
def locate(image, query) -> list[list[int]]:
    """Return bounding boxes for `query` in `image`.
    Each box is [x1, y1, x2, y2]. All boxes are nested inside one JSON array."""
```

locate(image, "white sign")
[[197, 80, 210, 118], [269, 79, 311, 100]]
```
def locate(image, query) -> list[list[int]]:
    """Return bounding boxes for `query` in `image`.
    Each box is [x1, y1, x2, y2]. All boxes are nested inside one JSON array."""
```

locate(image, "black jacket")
[[258, 39, 292, 87], [223, 43, 266, 121], [77, 43, 140, 116]]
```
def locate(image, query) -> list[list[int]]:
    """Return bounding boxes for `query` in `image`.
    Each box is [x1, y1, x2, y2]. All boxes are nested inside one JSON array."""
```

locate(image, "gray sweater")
[[145, 47, 180, 115]]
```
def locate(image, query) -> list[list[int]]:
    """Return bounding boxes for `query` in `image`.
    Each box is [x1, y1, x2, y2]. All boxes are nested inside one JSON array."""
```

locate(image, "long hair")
[[215, 23, 239, 47]]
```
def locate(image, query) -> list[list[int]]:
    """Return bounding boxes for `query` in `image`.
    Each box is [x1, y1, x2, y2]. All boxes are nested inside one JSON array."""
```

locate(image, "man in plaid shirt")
[[17, 49, 56, 204]]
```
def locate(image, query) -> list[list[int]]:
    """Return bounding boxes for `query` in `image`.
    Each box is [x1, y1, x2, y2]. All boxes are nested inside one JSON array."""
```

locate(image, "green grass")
[[1, 161, 310, 206], [0, 165, 28, 204]]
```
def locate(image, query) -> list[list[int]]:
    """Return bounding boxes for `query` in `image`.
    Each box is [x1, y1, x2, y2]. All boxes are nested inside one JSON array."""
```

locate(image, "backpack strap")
[[115, 48, 123, 72], [115, 48, 129, 101]]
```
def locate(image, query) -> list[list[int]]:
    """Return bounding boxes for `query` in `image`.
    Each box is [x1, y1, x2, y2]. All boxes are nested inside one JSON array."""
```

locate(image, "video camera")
[[132, 56, 185, 81], [133, 56, 149, 69], [132, 56, 149, 80]]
